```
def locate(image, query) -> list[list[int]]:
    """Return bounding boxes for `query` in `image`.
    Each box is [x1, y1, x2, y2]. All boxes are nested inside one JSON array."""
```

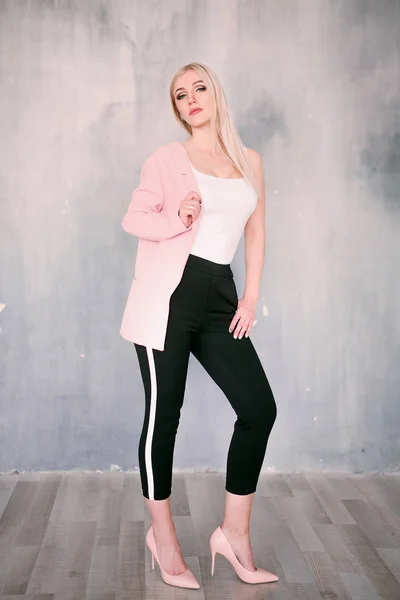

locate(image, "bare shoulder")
[[245, 146, 263, 171], [245, 146, 264, 186], [244, 146, 265, 200]]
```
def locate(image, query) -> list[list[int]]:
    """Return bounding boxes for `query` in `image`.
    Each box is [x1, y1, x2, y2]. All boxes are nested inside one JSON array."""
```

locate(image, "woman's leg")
[[134, 338, 192, 501], [134, 328, 192, 575], [191, 331, 277, 494], [221, 490, 257, 570], [144, 497, 188, 576], [190, 330, 277, 569]]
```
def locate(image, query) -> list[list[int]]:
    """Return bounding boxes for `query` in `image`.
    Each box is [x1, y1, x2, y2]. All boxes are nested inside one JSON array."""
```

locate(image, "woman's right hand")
[[178, 191, 202, 228]]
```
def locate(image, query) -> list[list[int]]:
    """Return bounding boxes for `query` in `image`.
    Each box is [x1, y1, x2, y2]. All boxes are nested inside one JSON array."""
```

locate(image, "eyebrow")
[[175, 80, 204, 94]]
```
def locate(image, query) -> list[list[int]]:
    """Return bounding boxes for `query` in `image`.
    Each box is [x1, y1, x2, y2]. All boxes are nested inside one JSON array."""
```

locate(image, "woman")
[[121, 62, 278, 588]]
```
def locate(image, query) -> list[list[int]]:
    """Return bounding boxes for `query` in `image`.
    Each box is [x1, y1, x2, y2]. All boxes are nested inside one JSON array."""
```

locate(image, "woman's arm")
[[122, 152, 192, 241], [243, 149, 266, 302], [227, 149, 266, 339]]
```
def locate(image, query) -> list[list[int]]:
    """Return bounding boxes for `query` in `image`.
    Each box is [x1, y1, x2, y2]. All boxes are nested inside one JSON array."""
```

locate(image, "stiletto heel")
[[211, 547, 216, 576], [146, 525, 201, 589], [209, 526, 279, 584]]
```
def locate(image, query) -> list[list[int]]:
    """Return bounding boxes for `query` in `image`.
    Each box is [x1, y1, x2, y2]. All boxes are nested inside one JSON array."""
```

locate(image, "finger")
[[187, 193, 201, 204], [238, 322, 250, 339], [229, 321, 238, 334], [244, 326, 252, 338], [188, 200, 202, 209], [234, 322, 247, 339], [228, 313, 241, 332], [244, 319, 254, 337], [245, 317, 254, 328], [185, 202, 200, 212], [236, 318, 251, 339]]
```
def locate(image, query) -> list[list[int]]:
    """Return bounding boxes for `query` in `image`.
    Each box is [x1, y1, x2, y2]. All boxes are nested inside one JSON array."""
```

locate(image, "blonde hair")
[[169, 62, 259, 195]]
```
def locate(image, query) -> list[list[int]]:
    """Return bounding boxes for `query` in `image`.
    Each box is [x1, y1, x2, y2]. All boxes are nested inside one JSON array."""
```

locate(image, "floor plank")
[[0, 471, 398, 598]]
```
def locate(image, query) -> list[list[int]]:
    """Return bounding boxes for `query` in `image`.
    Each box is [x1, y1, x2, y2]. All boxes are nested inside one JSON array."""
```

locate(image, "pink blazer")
[[120, 141, 202, 351]]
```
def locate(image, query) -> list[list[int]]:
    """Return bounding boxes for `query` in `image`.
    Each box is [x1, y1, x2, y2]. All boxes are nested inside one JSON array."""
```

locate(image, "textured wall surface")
[[0, 0, 399, 473]]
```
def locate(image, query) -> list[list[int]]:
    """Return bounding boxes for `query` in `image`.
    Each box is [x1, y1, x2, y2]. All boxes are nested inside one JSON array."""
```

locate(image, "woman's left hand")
[[229, 295, 257, 339]]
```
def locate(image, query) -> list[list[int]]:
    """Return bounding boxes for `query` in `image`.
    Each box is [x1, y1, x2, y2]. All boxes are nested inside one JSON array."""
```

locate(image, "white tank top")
[[189, 163, 258, 264]]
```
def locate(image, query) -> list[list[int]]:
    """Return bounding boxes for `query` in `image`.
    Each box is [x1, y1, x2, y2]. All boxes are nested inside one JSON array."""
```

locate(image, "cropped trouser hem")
[[142, 486, 257, 501]]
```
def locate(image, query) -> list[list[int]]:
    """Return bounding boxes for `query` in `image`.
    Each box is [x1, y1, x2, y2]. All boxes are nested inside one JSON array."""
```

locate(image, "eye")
[[177, 86, 206, 100]]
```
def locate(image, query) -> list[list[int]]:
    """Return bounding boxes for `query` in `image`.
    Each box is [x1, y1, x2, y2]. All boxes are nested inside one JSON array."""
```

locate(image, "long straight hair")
[[169, 62, 259, 196]]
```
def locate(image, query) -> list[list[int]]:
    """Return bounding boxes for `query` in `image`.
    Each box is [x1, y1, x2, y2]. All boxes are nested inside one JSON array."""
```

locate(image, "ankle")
[[153, 522, 177, 539], [221, 524, 250, 538]]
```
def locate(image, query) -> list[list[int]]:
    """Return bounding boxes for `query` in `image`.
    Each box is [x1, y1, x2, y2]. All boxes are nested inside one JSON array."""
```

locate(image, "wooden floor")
[[0, 471, 399, 599]]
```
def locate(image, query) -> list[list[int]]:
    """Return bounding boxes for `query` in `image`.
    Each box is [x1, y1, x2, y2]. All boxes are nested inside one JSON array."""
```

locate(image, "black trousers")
[[134, 253, 277, 501]]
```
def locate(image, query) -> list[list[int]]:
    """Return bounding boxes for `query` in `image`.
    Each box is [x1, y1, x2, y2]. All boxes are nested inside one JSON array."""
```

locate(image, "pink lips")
[[189, 108, 203, 116]]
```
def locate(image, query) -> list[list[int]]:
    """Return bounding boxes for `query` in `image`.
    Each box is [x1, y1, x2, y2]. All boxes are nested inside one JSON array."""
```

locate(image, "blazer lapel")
[[172, 141, 200, 188]]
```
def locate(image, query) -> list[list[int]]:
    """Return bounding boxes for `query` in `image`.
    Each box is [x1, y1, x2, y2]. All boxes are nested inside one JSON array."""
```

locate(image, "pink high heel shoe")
[[209, 526, 279, 584], [146, 525, 201, 589]]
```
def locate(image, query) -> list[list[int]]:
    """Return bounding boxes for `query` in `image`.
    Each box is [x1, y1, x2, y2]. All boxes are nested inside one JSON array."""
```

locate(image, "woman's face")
[[174, 70, 212, 126]]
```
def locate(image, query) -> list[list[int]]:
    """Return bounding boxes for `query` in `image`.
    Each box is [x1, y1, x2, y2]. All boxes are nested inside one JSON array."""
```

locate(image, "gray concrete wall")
[[0, 0, 399, 473]]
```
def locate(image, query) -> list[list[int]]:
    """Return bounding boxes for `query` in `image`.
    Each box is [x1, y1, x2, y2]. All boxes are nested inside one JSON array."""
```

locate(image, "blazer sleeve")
[[122, 151, 193, 241]]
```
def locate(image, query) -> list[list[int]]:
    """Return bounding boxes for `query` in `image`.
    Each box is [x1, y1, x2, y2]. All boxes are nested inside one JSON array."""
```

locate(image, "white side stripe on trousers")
[[144, 347, 157, 500]]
